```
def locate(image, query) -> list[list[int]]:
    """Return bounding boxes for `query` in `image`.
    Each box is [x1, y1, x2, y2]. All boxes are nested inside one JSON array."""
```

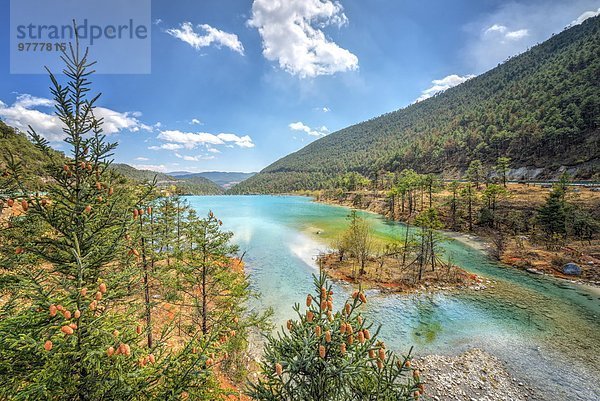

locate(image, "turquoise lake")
[[185, 195, 600, 400]]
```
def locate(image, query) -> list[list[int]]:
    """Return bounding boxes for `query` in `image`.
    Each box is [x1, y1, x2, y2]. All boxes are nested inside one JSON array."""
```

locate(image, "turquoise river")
[[185, 195, 599, 400]]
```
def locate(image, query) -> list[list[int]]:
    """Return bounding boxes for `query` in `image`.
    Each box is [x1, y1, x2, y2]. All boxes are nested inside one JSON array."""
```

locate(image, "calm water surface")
[[185, 195, 600, 400]]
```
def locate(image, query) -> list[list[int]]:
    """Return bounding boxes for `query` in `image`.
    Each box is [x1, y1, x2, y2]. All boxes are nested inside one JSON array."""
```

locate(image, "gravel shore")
[[415, 348, 540, 401]]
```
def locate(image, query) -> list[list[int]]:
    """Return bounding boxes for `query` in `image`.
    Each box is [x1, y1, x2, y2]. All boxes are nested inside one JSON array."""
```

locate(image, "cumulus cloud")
[[289, 121, 330, 137], [0, 94, 152, 141], [248, 0, 358, 78], [131, 164, 168, 172], [156, 130, 255, 150], [569, 8, 600, 26], [190, 118, 202, 125], [484, 24, 507, 35], [504, 29, 529, 40], [174, 153, 216, 162], [148, 143, 184, 151], [483, 24, 529, 41], [416, 74, 475, 102], [166, 22, 244, 55]]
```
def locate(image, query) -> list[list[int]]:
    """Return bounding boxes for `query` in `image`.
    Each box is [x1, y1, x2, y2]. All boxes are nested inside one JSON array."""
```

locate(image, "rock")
[[526, 268, 543, 275], [562, 263, 582, 276]]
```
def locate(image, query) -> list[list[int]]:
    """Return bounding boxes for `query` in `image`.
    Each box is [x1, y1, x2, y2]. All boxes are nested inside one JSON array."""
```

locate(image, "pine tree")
[[466, 160, 484, 190], [248, 273, 422, 400], [0, 40, 154, 400], [495, 157, 511, 187]]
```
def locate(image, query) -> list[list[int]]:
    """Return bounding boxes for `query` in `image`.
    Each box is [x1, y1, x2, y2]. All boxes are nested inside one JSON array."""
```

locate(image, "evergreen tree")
[[466, 160, 484, 190], [248, 273, 422, 400], [537, 186, 568, 243], [495, 157, 511, 187], [0, 41, 155, 400]]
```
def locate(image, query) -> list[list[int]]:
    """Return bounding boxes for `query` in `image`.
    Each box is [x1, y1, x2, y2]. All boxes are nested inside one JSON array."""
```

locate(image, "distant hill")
[[173, 172, 256, 189], [166, 171, 192, 177], [230, 16, 600, 194], [112, 164, 224, 195]]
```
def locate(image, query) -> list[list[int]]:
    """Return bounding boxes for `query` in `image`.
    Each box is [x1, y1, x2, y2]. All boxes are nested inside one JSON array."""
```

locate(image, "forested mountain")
[[112, 164, 224, 195], [174, 171, 256, 189], [230, 16, 600, 194]]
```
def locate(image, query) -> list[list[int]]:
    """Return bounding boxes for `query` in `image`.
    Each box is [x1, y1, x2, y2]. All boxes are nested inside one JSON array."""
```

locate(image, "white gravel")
[[415, 348, 540, 401]]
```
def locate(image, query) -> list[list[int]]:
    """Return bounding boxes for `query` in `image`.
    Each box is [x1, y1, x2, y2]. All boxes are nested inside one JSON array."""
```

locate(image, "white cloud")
[[484, 24, 507, 35], [135, 157, 150, 161], [505, 29, 529, 40], [216, 133, 255, 148], [190, 118, 202, 125], [156, 130, 255, 150], [289, 121, 329, 137], [13, 94, 53, 108], [416, 74, 475, 102], [569, 8, 600, 26], [166, 22, 244, 55], [483, 24, 528, 42], [248, 0, 358, 78], [95, 107, 151, 134], [149, 143, 184, 151], [174, 153, 216, 162], [207, 147, 220, 154], [131, 164, 168, 172], [0, 94, 150, 141]]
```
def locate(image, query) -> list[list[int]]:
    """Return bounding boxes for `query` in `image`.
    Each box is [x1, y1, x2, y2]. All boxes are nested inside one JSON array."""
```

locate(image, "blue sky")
[[1, 0, 599, 173]]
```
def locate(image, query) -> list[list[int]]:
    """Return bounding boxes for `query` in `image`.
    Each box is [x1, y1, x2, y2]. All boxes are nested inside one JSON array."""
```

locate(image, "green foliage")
[[537, 185, 568, 239], [466, 160, 485, 189], [0, 121, 64, 191], [335, 172, 371, 192], [0, 41, 153, 400], [495, 157, 511, 187], [231, 16, 600, 193], [247, 273, 421, 401]]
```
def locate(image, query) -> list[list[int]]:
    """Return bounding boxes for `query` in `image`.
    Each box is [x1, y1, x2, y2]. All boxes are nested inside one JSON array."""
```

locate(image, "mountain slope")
[[112, 164, 224, 195], [230, 16, 600, 194], [0, 120, 65, 190], [176, 172, 256, 189]]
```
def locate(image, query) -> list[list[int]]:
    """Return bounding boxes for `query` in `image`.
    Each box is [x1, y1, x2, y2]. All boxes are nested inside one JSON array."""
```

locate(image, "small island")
[[316, 210, 485, 293]]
